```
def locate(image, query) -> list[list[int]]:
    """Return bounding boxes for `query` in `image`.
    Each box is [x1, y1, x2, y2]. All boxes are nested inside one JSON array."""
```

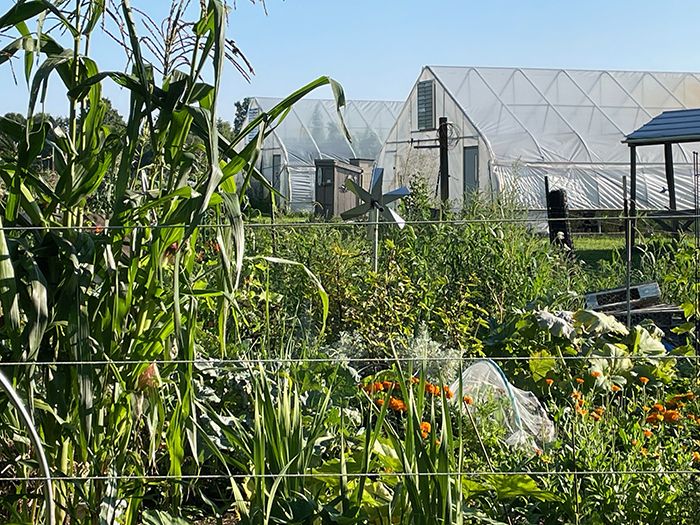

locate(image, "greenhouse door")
[[463, 146, 478, 194]]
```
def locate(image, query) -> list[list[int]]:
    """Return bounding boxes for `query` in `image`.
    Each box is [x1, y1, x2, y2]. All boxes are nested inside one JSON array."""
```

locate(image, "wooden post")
[[630, 145, 637, 249], [439, 117, 449, 214], [664, 142, 678, 232]]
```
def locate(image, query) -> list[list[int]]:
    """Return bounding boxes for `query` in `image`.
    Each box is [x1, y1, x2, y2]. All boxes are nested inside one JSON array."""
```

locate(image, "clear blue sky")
[[1, 0, 699, 122]]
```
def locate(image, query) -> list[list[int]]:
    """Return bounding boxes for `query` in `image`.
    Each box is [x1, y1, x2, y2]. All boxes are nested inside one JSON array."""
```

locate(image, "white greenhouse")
[[243, 97, 402, 212], [377, 66, 700, 210]]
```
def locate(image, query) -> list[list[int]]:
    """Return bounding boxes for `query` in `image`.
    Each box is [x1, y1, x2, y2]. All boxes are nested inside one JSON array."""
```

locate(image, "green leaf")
[[142, 510, 192, 525], [484, 474, 560, 502], [573, 309, 629, 335], [0, 217, 20, 339], [529, 350, 556, 382], [0, 1, 46, 29]]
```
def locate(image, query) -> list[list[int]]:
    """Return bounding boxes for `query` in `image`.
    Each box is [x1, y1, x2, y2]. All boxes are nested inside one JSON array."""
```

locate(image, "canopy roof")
[[430, 66, 700, 166], [249, 97, 403, 166], [624, 108, 700, 145]]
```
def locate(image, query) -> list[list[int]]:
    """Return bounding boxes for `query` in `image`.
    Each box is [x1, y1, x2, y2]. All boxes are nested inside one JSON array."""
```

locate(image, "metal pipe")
[[0, 369, 55, 525]]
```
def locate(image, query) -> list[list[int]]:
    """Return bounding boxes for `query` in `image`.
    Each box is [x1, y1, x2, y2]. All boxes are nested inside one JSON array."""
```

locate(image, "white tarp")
[[245, 98, 402, 212], [378, 67, 700, 210]]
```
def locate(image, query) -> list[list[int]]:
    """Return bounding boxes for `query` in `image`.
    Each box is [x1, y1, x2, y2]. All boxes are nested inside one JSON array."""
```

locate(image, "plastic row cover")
[[449, 360, 556, 453]]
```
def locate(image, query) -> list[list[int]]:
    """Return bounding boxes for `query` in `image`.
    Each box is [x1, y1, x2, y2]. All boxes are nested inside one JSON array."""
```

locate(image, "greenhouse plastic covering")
[[244, 98, 402, 211], [379, 67, 700, 210], [449, 360, 556, 453]]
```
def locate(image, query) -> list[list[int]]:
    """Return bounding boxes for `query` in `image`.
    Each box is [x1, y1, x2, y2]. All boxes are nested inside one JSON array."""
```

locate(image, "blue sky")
[[1, 0, 699, 122]]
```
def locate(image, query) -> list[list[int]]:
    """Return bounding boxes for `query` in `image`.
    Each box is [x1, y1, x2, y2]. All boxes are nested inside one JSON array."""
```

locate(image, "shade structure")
[[377, 66, 700, 210], [243, 97, 403, 212]]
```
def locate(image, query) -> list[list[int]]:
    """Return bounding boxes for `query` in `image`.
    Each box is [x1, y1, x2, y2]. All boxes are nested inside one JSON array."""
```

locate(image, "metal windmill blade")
[[340, 167, 410, 272], [340, 168, 410, 229]]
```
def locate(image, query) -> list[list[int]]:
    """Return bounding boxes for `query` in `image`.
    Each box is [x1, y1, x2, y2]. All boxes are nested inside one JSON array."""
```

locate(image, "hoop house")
[[244, 97, 402, 212], [377, 66, 700, 210]]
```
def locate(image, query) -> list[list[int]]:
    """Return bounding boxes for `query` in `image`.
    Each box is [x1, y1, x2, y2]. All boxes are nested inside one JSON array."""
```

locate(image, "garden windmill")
[[340, 168, 410, 271]]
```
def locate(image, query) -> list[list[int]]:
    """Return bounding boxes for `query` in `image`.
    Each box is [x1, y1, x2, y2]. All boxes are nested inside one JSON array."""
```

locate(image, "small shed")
[[314, 159, 364, 219]]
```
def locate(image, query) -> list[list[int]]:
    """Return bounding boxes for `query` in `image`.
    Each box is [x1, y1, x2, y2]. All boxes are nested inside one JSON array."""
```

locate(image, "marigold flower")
[[571, 390, 582, 399], [640, 447, 648, 456], [642, 406, 651, 412], [443, 385, 454, 399], [463, 395, 473, 405], [591, 412, 601, 420], [631, 440, 638, 445], [535, 449, 542, 455], [594, 407, 604, 415], [653, 403, 665, 412], [644, 429, 652, 437], [664, 410, 680, 423], [591, 371, 602, 378], [435, 440, 441, 446], [410, 377, 419, 384], [693, 451, 700, 464], [420, 421, 431, 438], [545, 378, 554, 386], [388, 397, 407, 412], [376, 399, 384, 407], [612, 384, 621, 392], [575, 378, 584, 384], [382, 381, 393, 391], [640, 376, 649, 385]]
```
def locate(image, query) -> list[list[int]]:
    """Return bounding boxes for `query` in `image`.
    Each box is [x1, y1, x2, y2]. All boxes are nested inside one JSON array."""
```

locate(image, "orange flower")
[[376, 399, 385, 407], [388, 397, 407, 413], [591, 412, 601, 421], [693, 451, 700, 464], [640, 377, 649, 385], [410, 377, 419, 384], [575, 378, 584, 384], [463, 395, 473, 405], [435, 440, 441, 446], [642, 406, 651, 412], [424, 383, 439, 395], [382, 381, 393, 391], [420, 421, 431, 438], [664, 410, 680, 423], [612, 384, 621, 392], [644, 429, 652, 437], [571, 390, 582, 399], [443, 385, 454, 399], [594, 407, 604, 415], [591, 371, 602, 378], [535, 449, 542, 455], [631, 440, 638, 446], [653, 403, 665, 412], [545, 378, 554, 387]]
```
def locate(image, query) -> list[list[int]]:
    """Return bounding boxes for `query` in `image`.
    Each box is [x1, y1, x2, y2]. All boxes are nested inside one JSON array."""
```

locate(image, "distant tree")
[[233, 97, 250, 135], [217, 117, 236, 142]]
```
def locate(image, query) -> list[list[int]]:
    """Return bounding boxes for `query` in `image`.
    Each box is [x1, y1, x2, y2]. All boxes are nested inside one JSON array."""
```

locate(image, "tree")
[[233, 97, 250, 135]]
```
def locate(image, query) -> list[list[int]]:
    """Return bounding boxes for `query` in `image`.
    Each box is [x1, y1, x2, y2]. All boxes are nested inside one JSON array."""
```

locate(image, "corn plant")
[[0, 0, 346, 523]]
